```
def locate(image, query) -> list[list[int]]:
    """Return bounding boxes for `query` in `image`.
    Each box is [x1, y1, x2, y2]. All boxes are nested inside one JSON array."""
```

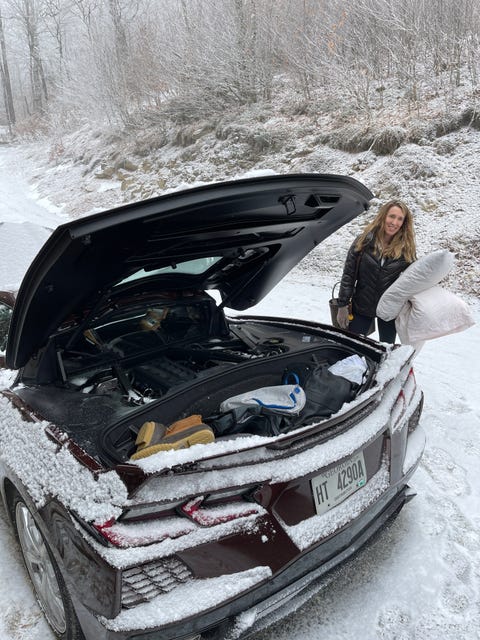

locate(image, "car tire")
[[12, 492, 85, 640]]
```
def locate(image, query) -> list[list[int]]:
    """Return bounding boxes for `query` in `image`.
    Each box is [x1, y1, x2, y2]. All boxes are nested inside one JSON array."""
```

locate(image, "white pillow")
[[377, 250, 455, 321], [395, 285, 475, 344]]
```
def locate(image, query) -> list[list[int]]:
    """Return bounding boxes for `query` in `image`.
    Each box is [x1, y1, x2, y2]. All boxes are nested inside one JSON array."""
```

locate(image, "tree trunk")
[[23, 0, 48, 113], [108, 0, 129, 65], [0, 6, 16, 129]]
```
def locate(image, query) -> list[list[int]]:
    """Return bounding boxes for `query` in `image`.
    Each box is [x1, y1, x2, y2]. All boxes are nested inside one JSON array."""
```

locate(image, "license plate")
[[311, 452, 367, 516]]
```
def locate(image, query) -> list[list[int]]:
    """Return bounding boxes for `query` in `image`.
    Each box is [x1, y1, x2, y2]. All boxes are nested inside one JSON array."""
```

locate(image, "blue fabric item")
[[282, 372, 300, 385]]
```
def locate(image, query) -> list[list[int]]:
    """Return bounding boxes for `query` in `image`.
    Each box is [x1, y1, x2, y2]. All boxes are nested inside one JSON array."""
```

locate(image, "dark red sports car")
[[0, 174, 424, 640]]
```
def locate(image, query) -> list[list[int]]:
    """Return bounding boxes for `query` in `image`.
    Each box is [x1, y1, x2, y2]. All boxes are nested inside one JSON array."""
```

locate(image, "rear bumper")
[[225, 482, 415, 640], [91, 479, 416, 640]]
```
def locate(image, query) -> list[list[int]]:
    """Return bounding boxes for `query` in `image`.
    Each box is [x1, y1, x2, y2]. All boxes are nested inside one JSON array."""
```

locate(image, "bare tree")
[[9, 0, 49, 114], [0, 0, 478, 135], [107, 0, 128, 64], [70, 0, 100, 41], [0, 5, 16, 130], [42, 0, 74, 82]]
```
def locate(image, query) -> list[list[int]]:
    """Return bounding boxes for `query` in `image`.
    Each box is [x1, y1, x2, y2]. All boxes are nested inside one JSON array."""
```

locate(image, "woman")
[[336, 200, 417, 343]]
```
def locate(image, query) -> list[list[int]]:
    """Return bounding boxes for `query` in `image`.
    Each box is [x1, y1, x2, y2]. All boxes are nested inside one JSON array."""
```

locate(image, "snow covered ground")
[[0, 143, 479, 640], [250, 282, 480, 640]]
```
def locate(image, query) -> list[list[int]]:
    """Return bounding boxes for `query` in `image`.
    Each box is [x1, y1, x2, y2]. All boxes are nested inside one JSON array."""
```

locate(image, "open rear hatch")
[[6, 173, 373, 369], [7, 173, 383, 491]]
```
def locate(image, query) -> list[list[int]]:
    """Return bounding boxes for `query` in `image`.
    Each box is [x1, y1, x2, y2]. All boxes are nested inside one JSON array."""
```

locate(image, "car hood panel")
[[6, 174, 372, 368]]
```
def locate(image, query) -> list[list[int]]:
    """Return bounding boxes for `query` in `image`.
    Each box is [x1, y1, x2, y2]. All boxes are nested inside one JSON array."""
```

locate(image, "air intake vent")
[[122, 557, 193, 608]]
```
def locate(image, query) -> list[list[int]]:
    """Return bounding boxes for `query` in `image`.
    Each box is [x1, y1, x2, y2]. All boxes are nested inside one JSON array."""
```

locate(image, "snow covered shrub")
[[326, 124, 407, 156], [321, 124, 375, 153], [130, 130, 169, 157], [14, 115, 49, 139], [245, 130, 284, 154], [279, 99, 312, 117], [215, 123, 283, 155], [161, 90, 233, 124], [433, 137, 457, 156], [48, 141, 65, 164], [391, 145, 440, 179], [458, 107, 480, 130], [407, 120, 436, 145], [215, 123, 250, 141], [297, 146, 354, 174], [368, 175, 402, 201], [173, 124, 214, 148], [371, 126, 407, 155], [433, 114, 462, 137]]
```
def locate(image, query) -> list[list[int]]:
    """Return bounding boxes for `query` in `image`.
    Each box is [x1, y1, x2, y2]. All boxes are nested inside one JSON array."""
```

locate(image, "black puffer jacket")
[[338, 234, 411, 318]]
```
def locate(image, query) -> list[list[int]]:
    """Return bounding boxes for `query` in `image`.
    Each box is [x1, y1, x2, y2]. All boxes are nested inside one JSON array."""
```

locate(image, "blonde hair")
[[355, 200, 417, 262]]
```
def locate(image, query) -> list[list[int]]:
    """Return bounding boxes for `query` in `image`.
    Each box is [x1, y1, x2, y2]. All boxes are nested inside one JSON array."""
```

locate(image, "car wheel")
[[13, 494, 85, 640]]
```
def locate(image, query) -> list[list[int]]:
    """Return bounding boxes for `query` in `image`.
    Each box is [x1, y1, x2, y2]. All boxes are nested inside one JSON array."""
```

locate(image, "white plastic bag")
[[220, 384, 306, 415], [328, 354, 368, 385]]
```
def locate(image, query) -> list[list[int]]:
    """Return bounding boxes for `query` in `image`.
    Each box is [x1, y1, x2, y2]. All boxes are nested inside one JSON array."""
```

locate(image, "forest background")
[[1, 0, 479, 153], [1, 0, 479, 297]]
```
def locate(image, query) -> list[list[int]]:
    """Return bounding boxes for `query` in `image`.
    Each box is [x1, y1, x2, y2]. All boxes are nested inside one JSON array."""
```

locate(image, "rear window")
[[117, 257, 221, 285]]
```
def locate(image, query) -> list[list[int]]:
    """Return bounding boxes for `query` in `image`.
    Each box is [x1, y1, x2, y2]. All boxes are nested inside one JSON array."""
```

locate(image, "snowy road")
[[0, 144, 479, 640], [0, 146, 68, 227], [0, 147, 66, 289], [0, 146, 61, 638]]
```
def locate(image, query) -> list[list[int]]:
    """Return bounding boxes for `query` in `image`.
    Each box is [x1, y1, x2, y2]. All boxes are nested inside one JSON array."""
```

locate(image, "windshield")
[[117, 257, 221, 286]]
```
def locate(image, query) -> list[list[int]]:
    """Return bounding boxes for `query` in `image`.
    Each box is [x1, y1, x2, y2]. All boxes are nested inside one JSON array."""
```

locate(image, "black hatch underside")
[[7, 174, 372, 368]]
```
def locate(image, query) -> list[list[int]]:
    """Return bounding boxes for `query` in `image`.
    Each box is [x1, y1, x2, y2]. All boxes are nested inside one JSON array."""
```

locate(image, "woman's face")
[[383, 205, 405, 240]]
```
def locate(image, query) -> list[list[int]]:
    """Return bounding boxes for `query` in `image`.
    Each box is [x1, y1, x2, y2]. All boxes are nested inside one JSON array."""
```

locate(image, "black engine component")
[[131, 358, 198, 397]]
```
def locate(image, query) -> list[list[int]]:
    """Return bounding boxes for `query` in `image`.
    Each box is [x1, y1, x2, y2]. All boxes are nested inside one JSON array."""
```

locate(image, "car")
[[0, 174, 425, 640]]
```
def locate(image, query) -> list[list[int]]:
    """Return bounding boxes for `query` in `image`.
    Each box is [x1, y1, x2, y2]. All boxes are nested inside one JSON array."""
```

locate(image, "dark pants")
[[349, 312, 397, 344]]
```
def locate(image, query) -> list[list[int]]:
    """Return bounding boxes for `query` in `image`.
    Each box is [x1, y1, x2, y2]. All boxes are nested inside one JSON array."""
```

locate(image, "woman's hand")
[[336, 306, 350, 329]]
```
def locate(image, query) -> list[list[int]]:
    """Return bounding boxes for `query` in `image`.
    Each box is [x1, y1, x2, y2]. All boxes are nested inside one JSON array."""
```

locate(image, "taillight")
[[179, 495, 260, 526], [119, 499, 185, 523], [90, 485, 264, 547], [391, 368, 417, 431], [92, 516, 197, 547]]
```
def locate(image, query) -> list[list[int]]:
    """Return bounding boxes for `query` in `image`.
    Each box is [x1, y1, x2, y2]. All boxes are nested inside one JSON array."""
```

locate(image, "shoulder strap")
[[353, 250, 363, 284]]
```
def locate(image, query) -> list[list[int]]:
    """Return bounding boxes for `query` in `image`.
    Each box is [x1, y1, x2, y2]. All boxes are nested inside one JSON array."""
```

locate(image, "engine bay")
[[15, 292, 382, 464], [53, 293, 299, 404]]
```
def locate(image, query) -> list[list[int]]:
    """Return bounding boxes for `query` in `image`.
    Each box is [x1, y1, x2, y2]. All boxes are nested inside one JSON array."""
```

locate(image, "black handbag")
[[329, 281, 347, 329]]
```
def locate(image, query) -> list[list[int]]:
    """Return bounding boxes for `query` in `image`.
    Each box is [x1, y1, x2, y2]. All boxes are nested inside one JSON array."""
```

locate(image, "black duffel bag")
[[285, 363, 355, 426]]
